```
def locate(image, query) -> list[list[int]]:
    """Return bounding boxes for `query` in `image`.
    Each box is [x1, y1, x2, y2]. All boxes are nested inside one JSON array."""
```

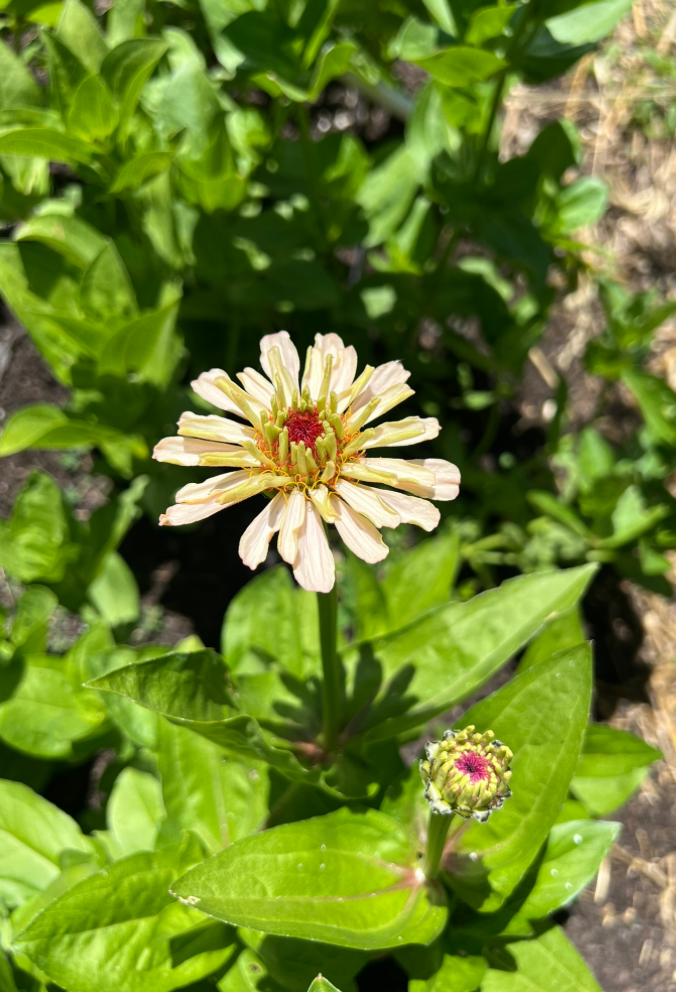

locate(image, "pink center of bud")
[[454, 751, 491, 783], [285, 410, 325, 453]]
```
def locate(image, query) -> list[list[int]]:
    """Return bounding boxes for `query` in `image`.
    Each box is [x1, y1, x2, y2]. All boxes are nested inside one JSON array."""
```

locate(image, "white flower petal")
[[239, 492, 286, 570], [277, 489, 306, 564], [292, 501, 335, 593], [361, 416, 440, 449], [237, 368, 275, 406], [191, 369, 242, 416], [377, 489, 441, 531], [350, 361, 410, 414], [178, 412, 255, 445], [153, 437, 257, 468], [260, 331, 300, 391], [333, 498, 388, 564], [396, 458, 461, 500], [333, 479, 400, 529], [176, 471, 247, 502], [302, 333, 358, 401], [159, 499, 225, 526], [342, 458, 435, 487]]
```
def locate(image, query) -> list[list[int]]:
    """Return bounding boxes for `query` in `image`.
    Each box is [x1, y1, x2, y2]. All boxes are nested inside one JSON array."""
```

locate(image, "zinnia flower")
[[420, 727, 513, 822], [153, 332, 460, 592]]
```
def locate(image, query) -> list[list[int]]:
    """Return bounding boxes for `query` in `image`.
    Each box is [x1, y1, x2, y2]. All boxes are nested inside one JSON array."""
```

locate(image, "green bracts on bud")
[[420, 726, 512, 823]]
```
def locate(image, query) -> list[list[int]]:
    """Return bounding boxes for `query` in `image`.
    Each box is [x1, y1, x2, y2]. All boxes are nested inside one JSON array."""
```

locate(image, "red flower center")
[[285, 411, 325, 453], [454, 751, 491, 783]]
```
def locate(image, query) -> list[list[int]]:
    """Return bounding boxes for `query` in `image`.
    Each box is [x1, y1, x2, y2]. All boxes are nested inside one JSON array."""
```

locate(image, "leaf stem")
[[422, 812, 455, 878], [317, 584, 340, 753]]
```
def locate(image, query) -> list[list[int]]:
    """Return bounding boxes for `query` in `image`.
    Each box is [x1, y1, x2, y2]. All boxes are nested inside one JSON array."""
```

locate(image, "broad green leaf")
[[0, 472, 75, 583], [482, 926, 601, 991], [466, 5, 514, 45], [7, 586, 57, 656], [307, 979, 341, 992], [82, 639, 162, 749], [66, 74, 118, 142], [382, 531, 460, 629], [0, 779, 92, 909], [80, 242, 138, 320], [570, 724, 660, 815], [97, 298, 181, 386], [56, 0, 108, 73], [157, 719, 269, 853], [221, 566, 319, 678], [107, 767, 165, 855], [107, 0, 145, 45], [348, 564, 597, 743], [517, 607, 584, 673], [86, 651, 318, 786], [414, 46, 505, 86], [0, 128, 93, 163], [570, 767, 648, 817], [0, 405, 129, 456], [0, 948, 18, 992], [100, 38, 168, 133], [556, 177, 608, 231], [171, 808, 447, 950], [448, 645, 592, 911], [109, 151, 173, 192], [0, 40, 41, 108], [14, 213, 108, 267], [13, 836, 238, 992], [503, 819, 620, 934], [409, 953, 487, 992], [0, 653, 108, 759], [546, 0, 632, 45], [355, 145, 419, 248], [622, 369, 676, 445], [88, 550, 140, 626]]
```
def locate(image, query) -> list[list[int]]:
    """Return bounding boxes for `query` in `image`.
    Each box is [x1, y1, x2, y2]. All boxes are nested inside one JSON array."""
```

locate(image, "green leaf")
[[221, 566, 319, 679], [0, 471, 75, 583], [56, 0, 108, 73], [449, 644, 592, 911], [66, 74, 118, 142], [100, 38, 168, 134], [0, 127, 93, 163], [570, 767, 648, 817], [107, 767, 165, 855], [466, 5, 514, 45], [482, 926, 601, 991], [7, 586, 57, 656], [0, 39, 42, 108], [13, 836, 238, 992], [556, 177, 608, 231], [109, 150, 173, 192], [570, 724, 660, 816], [622, 369, 676, 444], [236, 929, 367, 992], [409, 953, 487, 992], [414, 46, 506, 86], [355, 145, 419, 249], [171, 808, 447, 950], [15, 213, 108, 267], [517, 607, 584, 673], [546, 0, 632, 45], [157, 719, 269, 853], [88, 550, 140, 626], [382, 531, 460, 629], [80, 242, 138, 320], [0, 948, 19, 992], [307, 979, 342, 992], [503, 819, 620, 934], [0, 405, 132, 456], [348, 564, 597, 743], [0, 779, 93, 909], [97, 298, 182, 386]]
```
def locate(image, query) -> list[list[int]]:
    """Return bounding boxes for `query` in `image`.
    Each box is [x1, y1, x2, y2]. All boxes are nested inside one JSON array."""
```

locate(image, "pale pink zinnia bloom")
[[153, 332, 460, 593]]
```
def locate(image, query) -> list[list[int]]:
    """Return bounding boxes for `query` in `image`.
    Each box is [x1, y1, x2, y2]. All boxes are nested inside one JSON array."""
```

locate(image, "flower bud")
[[420, 725, 512, 823]]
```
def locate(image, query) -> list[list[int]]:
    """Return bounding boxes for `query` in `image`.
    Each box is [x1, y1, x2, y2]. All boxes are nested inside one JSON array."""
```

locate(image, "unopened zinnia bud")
[[420, 725, 513, 823]]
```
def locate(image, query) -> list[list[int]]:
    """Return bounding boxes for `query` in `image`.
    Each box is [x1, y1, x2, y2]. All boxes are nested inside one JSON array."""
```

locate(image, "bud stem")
[[317, 583, 340, 753], [422, 811, 458, 879]]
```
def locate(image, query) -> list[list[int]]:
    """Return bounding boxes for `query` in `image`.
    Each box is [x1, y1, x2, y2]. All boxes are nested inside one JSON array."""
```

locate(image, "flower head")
[[153, 332, 460, 592], [420, 726, 512, 823]]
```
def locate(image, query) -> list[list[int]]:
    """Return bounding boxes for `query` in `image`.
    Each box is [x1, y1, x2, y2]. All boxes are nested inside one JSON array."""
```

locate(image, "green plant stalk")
[[318, 584, 340, 752], [422, 812, 457, 878]]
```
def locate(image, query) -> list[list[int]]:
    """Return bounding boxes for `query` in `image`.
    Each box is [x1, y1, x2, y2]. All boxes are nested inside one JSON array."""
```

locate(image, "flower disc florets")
[[420, 726, 512, 823]]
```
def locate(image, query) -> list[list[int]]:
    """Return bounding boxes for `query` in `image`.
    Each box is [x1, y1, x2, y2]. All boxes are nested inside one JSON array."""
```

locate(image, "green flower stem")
[[318, 585, 340, 753], [422, 812, 459, 879]]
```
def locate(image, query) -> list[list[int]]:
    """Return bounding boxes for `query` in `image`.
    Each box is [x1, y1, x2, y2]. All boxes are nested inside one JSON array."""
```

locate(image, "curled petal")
[[333, 479, 400, 529], [377, 489, 440, 532], [239, 492, 286, 570], [260, 331, 300, 391], [350, 361, 410, 414], [293, 501, 335, 593], [277, 489, 306, 564], [191, 369, 242, 416], [153, 437, 257, 468], [178, 412, 255, 445], [403, 459, 461, 500], [309, 485, 340, 523], [361, 416, 440, 449], [333, 498, 388, 564]]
